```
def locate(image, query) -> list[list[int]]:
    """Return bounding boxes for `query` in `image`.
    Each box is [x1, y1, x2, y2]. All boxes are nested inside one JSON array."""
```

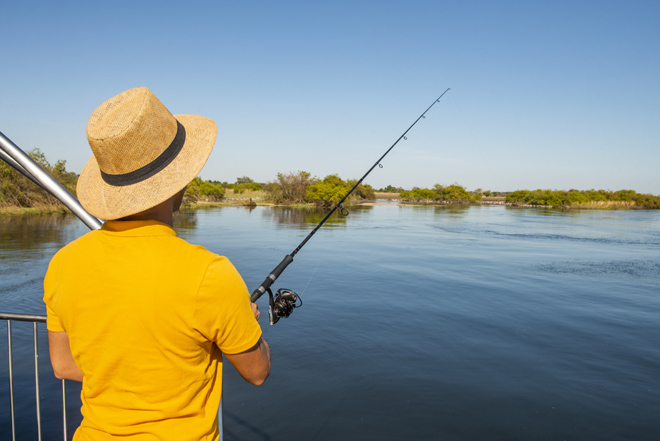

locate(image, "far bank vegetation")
[[505, 189, 660, 210], [2, 151, 660, 213], [0, 149, 77, 214], [399, 184, 482, 204]]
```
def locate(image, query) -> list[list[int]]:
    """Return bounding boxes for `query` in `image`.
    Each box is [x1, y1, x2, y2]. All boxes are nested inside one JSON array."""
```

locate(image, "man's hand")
[[251, 302, 261, 322]]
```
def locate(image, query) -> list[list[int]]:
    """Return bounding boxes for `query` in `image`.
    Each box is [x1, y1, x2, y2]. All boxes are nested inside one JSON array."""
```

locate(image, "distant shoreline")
[[1, 196, 651, 216]]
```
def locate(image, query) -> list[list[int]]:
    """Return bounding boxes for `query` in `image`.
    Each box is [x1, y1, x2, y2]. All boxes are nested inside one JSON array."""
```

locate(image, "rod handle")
[[250, 254, 294, 302]]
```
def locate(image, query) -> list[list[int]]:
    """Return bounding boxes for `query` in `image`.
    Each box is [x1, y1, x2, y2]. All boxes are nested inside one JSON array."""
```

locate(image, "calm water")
[[1, 204, 659, 440]]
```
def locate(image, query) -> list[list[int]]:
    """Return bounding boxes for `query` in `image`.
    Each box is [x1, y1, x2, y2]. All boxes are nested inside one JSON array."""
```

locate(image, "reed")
[[0, 203, 70, 216], [224, 189, 267, 199], [571, 200, 636, 209], [374, 192, 399, 199]]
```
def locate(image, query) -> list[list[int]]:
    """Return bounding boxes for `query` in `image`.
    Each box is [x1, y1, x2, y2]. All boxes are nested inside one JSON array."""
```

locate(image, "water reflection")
[[505, 205, 575, 217], [261, 206, 350, 229], [0, 214, 80, 257], [433, 205, 470, 219], [173, 209, 199, 230]]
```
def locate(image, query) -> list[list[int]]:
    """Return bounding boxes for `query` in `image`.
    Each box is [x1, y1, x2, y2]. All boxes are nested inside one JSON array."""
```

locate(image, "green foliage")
[[0, 148, 76, 208], [435, 184, 481, 201], [630, 192, 660, 209], [184, 176, 225, 203], [400, 187, 435, 200], [230, 182, 263, 194], [263, 172, 376, 206], [264, 171, 316, 203], [506, 190, 530, 202], [305, 175, 376, 206], [4, 150, 658, 212], [347, 179, 375, 200], [505, 188, 660, 209], [306, 174, 351, 205], [400, 183, 480, 203], [379, 185, 403, 193]]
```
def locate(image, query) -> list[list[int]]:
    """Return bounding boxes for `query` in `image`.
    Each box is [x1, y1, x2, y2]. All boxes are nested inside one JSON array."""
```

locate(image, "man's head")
[[77, 87, 217, 220]]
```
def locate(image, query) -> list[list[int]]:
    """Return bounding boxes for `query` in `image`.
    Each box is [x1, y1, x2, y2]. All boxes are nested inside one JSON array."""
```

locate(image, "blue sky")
[[2, 0, 659, 193]]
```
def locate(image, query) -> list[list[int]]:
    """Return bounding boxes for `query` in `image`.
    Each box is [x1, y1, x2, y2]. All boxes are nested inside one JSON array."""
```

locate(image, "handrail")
[[0, 312, 47, 323], [2, 312, 69, 441]]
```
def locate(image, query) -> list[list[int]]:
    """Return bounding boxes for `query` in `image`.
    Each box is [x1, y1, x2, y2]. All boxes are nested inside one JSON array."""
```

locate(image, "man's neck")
[[117, 188, 185, 227], [119, 199, 174, 227]]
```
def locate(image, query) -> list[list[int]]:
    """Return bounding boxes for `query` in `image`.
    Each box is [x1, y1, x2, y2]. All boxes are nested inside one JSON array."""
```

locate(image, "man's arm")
[[224, 337, 271, 386], [48, 331, 84, 382]]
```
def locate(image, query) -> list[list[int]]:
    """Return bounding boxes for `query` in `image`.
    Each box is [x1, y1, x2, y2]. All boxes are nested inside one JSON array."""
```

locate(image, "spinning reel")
[[267, 288, 302, 325]]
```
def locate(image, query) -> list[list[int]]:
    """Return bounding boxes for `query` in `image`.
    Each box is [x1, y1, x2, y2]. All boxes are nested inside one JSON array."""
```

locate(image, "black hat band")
[[101, 120, 186, 187]]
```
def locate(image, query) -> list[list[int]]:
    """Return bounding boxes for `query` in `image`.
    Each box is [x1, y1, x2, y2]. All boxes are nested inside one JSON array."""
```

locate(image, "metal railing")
[[1, 312, 70, 441], [2, 312, 225, 440]]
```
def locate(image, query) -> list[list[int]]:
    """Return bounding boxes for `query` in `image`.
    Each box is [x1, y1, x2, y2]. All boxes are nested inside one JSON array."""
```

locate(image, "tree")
[[236, 176, 254, 184], [184, 177, 225, 203], [306, 174, 351, 206], [0, 148, 75, 208], [264, 171, 316, 203], [379, 185, 402, 193], [347, 179, 375, 200], [434, 184, 479, 201]]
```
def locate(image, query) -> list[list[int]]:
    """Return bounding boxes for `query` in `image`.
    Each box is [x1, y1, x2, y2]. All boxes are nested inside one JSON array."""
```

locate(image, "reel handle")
[[250, 254, 294, 302]]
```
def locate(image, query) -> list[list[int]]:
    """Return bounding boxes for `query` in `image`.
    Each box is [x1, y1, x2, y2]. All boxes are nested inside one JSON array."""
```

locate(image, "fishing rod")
[[0, 131, 102, 230], [251, 88, 451, 325]]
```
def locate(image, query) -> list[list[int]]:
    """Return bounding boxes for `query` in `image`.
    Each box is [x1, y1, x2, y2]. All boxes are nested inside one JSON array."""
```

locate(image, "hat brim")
[[77, 114, 217, 220]]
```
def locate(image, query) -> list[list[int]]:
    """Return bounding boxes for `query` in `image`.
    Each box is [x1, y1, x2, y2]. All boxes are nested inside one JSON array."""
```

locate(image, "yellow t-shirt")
[[43, 220, 262, 440]]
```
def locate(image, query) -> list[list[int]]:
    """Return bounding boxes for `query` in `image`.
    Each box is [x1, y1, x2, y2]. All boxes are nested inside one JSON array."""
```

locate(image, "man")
[[44, 87, 270, 440]]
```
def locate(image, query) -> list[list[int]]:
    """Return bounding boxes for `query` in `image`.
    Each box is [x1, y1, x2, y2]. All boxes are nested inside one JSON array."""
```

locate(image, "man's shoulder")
[[51, 227, 222, 266], [170, 236, 220, 262], [49, 229, 98, 261]]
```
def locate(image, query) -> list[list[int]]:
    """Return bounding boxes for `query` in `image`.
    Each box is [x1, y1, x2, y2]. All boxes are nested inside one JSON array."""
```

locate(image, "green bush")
[[0, 148, 76, 208], [264, 171, 316, 203], [379, 185, 403, 193], [347, 179, 375, 200], [306, 174, 351, 205], [505, 188, 660, 209], [184, 176, 225, 203], [400, 183, 479, 203], [304, 175, 376, 206], [231, 182, 263, 194]]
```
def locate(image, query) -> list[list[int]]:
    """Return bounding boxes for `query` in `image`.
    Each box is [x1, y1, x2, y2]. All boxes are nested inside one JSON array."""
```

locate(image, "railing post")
[[62, 380, 68, 441], [2, 313, 53, 440], [8, 320, 16, 441], [219, 398, 223, 441], [34, 322, 43, 441]]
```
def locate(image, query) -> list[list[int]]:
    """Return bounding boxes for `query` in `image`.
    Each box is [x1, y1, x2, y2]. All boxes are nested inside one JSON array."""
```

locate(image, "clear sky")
[[2, 0, 658, 193]]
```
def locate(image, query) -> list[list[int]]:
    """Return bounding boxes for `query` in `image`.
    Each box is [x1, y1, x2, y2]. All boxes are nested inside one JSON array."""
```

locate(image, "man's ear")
[[173, 186, 187, 212]]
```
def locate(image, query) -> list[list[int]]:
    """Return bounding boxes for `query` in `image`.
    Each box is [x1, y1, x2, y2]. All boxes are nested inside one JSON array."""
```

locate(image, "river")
[[1, 203, 659, 440]]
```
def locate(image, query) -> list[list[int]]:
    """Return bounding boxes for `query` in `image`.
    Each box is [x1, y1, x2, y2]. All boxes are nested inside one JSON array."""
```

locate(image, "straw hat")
[[77, 87, 217, 220]]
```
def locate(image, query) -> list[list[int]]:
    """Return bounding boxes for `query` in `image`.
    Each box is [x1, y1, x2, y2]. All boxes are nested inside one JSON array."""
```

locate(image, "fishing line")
[[251, 88, 451, 325], [300, 261, 320, 297]]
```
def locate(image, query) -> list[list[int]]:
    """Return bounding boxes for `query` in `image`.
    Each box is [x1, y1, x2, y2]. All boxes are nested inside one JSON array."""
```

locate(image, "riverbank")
[[1, 191, 656, 216], [0, 198, 652, 216], [0, 203, 71, 216]]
